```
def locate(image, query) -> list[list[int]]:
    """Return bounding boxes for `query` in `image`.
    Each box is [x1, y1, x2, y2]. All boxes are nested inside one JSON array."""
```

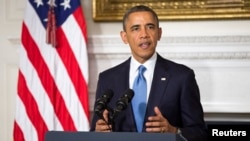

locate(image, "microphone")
[[94, 89, 114, 120], [111, 89, 134, 120]]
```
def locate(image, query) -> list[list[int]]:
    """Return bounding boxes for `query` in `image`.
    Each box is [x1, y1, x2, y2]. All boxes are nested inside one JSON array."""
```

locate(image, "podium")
[[45, 131, 182, 141]]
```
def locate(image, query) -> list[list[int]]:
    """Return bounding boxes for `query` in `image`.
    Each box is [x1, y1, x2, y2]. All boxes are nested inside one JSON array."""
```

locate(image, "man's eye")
[[132, 27, 139, 31], [147, 25, 155, 29]]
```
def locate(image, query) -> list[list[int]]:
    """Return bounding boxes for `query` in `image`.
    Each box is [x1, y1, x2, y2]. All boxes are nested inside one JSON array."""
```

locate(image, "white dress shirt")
[[129, 52, 157, 103]]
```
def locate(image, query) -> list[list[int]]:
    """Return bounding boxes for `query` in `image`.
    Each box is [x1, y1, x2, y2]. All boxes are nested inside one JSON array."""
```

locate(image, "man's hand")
[[95, 109, 112, 132], [145, 106, 178, 133]]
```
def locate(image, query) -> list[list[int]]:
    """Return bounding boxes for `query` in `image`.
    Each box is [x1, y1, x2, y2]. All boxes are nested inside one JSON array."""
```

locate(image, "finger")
[[95, 119, 112, 132], [154, 106, 163, 117], [147, 107, 163, 121], [152, 106, 169, 123], [96, 118, 106, 124], [98, 125, 111, 131], [147, 115, 161, 121], [102, 109, 110, 122], [96, 125, 111, 132], [146, 126, 169, 133], [145, 121, 161, 127], [146, 127, 162, 133]]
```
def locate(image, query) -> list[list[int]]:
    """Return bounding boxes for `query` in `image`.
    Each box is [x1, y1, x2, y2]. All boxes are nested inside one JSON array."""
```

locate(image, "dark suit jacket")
[[90, 54, 208, 141]]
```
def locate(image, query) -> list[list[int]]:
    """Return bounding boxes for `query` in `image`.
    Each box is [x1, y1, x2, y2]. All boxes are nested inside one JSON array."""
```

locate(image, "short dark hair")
[[122, 5, 159, 31]]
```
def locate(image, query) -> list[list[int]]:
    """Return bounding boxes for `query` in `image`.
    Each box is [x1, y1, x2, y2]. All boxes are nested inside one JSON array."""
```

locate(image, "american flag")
[[13, 0, 90, 141]]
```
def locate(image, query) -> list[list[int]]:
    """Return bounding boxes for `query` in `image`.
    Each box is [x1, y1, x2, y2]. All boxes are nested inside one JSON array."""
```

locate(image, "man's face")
[[120, 11, 162, 64]]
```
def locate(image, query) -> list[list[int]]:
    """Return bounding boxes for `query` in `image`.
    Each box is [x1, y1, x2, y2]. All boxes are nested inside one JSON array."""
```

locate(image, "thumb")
[[103, 109, 109, 122], [154, 106, 163, 117]]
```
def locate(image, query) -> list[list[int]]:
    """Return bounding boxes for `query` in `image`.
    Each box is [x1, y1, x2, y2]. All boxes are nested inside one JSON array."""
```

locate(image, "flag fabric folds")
[[13, 0, 90, 141]]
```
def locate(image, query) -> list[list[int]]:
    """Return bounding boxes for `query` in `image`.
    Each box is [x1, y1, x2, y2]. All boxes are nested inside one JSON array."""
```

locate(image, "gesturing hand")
[[145, 106, 178, 133], [95, 109, 112, 132]]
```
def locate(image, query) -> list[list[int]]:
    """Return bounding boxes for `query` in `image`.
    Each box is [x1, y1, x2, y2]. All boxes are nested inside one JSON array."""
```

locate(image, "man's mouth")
[[139, 42, 150, 49]]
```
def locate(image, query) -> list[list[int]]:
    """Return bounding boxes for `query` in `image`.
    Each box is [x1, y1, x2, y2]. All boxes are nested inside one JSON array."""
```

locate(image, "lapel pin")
[[161, 77, 166, 81]]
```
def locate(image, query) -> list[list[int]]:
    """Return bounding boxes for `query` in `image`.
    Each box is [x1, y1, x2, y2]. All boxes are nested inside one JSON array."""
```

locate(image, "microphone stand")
[[102, 89, 134, 132], [106, 106, 116, 132]]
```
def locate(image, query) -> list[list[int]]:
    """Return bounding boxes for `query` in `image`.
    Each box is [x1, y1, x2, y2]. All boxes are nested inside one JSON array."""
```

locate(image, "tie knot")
[[138, 65, 146, 75]]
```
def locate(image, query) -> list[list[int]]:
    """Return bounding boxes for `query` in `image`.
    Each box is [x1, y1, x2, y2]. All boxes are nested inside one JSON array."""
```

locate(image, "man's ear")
[[158, 27, 162, 41], [120, 31, 128, 44]]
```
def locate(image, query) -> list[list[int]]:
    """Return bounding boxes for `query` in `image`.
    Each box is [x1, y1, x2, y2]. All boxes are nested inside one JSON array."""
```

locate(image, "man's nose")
[[140, 28, 149, 38]]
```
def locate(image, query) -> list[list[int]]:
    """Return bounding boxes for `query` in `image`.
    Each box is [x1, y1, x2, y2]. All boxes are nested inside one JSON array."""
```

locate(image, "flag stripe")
[[15, 94, 38, 141], [74, 7, 88, 45], [13, 121, 24, 141]]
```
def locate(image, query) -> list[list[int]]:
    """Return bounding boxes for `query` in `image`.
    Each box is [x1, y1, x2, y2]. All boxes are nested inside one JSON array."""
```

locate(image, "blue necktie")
[[132, 65, 147, 132]]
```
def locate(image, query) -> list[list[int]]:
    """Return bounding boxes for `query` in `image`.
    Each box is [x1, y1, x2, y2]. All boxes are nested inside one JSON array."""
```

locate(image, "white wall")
[[1, 0, 250, 141]]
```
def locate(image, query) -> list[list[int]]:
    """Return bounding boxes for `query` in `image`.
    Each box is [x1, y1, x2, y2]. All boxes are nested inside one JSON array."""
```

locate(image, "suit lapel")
[[145, 55, 171, 117], [118, 58, 138, 131]]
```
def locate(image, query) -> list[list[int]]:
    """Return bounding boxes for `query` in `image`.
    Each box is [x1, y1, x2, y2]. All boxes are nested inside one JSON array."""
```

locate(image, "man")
[[90, 5, 208, 141]]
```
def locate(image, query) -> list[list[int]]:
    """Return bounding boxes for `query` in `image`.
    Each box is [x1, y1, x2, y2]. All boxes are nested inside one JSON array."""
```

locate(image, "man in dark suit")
[[90, 5, 208, 141]]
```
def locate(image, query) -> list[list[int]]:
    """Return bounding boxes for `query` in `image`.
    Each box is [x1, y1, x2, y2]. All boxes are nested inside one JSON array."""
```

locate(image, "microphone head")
[[94, 89, 114, 118], [102, 89, 114, 102], [111, 89, 134, 120], [123, 89, 134, 102], [121, 89, 134, 103], [116, 89, 134, 111]]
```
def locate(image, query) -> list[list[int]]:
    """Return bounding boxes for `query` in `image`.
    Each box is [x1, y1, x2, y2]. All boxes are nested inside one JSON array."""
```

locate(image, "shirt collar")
[[130, 52, 157, 73]]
